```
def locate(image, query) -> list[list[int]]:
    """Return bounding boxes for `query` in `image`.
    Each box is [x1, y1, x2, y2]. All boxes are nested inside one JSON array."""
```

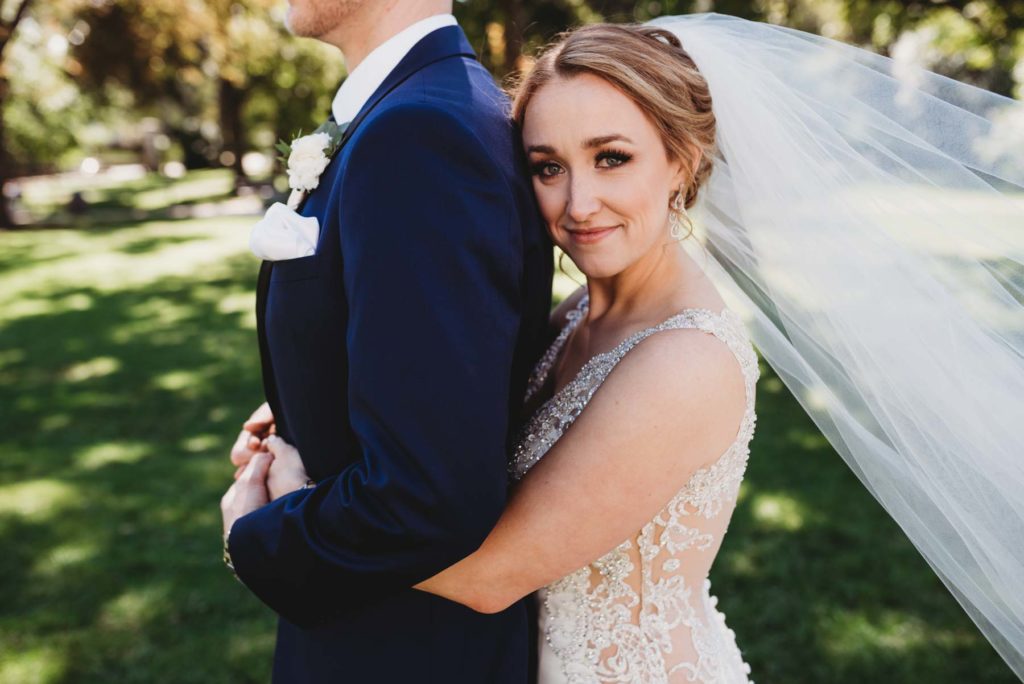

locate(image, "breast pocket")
[[270, 253, 321, 283]]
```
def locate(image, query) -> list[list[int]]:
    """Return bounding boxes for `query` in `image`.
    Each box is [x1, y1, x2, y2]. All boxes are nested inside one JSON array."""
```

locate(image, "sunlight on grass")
[[751, 493, 807, 531], [39, 413, 72, 431], [182, 434, 222, 454], [0, 480, 80, 521], [0, 218, 255, 311], [787, 428, 831, 451], [227, 629, 278, 661], [127, 297, 196, 327], [0, 349, 26, 367], [75, 442, 148, 470], [132, 174, 236, 211], [152, 369, 203, 392], [721, 548, 758, 577], [822, 610, 970, 659], [4, 291, 95, 319], [32, 540, 100, 578], [0, 646, 67, 684], [64, 356, 121, 383], [98, 584, 171, 631], [216, 291, 255, 316]]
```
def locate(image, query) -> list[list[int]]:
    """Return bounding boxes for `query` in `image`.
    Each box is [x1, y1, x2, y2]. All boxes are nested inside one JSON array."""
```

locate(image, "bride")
[[418, 15, 1024, 683], [265, 13, 1024, 684], [413, 22, 758, 683]]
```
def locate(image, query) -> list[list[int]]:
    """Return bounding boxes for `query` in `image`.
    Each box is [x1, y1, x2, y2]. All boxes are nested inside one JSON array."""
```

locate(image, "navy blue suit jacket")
[[228, 26, 552, 683]]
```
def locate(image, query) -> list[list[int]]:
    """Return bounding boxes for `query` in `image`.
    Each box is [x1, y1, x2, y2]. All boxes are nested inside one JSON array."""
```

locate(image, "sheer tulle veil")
[[645, 12, 1024, 677]]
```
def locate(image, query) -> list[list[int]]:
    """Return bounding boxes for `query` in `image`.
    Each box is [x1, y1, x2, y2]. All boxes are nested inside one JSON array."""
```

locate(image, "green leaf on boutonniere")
[[275, 128, 303, 167], [275, 120, 350, 173], [312, 120, 348, 159]]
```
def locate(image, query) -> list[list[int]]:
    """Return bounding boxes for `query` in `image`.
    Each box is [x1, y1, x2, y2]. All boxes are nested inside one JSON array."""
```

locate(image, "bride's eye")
[[596, 149, 633, 168], [530, 160, 564, 178]]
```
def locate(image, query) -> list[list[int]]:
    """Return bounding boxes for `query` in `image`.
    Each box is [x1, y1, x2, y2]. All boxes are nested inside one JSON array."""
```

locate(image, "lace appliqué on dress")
[[512, 295, 759, 684]]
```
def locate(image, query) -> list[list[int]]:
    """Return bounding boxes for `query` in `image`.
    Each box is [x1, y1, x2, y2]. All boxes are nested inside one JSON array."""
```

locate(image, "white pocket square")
[[250, 202, 320, 261]]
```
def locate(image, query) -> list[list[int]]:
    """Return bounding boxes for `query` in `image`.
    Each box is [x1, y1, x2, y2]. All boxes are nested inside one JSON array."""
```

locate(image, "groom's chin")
[[284, 0, 356, 39], [284, 6, 319, 38]]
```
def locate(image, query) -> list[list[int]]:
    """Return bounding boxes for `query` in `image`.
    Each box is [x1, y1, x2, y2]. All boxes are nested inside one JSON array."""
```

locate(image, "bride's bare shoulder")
[[612, 326, 746, 437]]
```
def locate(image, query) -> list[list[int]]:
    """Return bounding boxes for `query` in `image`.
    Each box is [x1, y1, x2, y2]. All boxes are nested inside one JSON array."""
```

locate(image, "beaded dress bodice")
[[510, 294, 759, 684]]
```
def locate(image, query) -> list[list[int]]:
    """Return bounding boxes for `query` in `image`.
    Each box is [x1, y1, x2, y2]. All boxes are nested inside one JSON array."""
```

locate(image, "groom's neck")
[[321, 0, 453, 73]]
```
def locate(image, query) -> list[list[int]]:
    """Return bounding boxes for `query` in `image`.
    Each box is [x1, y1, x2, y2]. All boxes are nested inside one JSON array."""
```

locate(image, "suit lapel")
[[255, 25, 479, 438], [337, 25, 476, 147]]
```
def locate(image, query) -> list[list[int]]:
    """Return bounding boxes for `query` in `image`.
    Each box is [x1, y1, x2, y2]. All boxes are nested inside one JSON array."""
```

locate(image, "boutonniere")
[[276, 120, 348, 210]]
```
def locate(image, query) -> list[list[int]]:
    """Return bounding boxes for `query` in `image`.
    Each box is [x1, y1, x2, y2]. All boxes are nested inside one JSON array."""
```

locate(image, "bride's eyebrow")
[[584, 134, 634, 148], [527, 134, 634, 155]]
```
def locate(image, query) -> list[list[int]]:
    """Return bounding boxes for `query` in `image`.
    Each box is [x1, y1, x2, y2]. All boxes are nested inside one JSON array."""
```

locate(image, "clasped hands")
[[220, 402, 310, 537]]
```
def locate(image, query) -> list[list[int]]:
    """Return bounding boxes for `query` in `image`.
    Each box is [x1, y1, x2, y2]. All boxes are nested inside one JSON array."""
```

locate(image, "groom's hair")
[[510, 23, 717, 211]]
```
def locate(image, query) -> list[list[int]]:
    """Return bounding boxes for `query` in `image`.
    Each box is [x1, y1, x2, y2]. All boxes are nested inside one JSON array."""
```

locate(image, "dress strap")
[[524, 294, 589, 403], [610, 305, 760, 393], [525, 293, 759, 405]]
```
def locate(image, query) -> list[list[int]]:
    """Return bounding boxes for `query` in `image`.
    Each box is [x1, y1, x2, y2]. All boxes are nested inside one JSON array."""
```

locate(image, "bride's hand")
[[263, 435, 311, 500]]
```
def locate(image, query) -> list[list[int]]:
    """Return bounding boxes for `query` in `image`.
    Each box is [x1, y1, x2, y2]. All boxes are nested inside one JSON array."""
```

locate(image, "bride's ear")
[[670, 143, 702, 190]]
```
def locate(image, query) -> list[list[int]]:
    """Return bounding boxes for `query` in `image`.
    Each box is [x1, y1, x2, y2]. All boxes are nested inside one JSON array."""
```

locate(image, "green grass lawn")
[[0, 216, 1016, 683], [13, 168, 277, 228]]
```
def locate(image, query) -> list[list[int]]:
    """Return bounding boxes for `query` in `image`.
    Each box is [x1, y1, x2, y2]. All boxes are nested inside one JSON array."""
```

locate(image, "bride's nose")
[[565, 173, 602, 224]]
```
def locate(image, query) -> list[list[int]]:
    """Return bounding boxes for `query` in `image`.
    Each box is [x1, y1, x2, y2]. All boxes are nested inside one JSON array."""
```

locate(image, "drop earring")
[[669, 186, 690, 240]]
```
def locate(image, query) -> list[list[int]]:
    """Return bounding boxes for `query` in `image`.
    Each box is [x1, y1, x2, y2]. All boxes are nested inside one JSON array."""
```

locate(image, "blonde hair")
[[511, 23, 717, 211]]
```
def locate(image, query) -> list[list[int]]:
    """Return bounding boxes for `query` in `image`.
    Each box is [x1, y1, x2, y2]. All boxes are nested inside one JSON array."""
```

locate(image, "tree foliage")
[[1, 0, 1021, 187]]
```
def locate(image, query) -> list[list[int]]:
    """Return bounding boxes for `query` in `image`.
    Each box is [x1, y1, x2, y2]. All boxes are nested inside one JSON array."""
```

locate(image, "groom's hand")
[[221, 451, 274, 537], [230, 402, 275, 475]]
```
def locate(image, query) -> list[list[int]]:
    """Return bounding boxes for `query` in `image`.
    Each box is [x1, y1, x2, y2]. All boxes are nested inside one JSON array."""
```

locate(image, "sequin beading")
[[513, 293, 760, 684]]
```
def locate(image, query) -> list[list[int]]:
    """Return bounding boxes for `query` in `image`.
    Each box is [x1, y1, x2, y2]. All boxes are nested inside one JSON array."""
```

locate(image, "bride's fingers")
[[265, 435, 300, 463], [240, 451, 273, 485]]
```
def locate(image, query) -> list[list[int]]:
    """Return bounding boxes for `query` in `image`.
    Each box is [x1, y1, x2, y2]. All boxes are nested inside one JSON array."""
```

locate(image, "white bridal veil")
[[648, 12, 1024, 677]]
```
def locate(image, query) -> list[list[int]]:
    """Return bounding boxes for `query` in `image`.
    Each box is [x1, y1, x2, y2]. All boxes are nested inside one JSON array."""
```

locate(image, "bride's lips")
[[566, 225, 619, 244]]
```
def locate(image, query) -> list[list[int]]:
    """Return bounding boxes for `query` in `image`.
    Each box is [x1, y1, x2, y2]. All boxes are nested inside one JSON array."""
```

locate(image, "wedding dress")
[[510, 293, 760, 684]]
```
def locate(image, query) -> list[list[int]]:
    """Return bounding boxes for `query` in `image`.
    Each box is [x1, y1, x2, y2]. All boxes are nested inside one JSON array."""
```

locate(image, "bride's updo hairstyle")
[[511, 24, 717, 211]]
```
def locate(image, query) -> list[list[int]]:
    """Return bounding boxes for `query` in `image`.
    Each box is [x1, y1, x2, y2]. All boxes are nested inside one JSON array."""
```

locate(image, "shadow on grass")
[[0, 244, 275, 683]]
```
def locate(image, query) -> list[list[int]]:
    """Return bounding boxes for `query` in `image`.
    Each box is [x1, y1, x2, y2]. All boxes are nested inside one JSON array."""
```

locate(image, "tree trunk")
[[0, 76, 14, 228], [501, 0, 525, 78], [219, 77, 246, 188], [0, 0, 38, 228]]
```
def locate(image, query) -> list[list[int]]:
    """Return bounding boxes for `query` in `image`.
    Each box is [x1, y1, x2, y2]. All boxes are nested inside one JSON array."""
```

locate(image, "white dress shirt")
[[331, 13, 458, 124]]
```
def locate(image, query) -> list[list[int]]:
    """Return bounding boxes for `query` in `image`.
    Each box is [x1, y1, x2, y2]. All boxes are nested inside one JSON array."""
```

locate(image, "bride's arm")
[[413, 327, 747, 613]]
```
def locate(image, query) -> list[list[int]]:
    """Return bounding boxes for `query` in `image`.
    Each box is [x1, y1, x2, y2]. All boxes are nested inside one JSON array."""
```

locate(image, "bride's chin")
[[570, 257, 623, 281]]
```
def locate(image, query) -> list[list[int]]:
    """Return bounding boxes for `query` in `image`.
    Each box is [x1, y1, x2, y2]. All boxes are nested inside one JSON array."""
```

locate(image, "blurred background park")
[[0, 0, 1022, 682]]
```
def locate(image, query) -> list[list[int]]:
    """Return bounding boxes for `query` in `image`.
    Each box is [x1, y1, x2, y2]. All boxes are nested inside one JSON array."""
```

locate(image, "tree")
[[68, 0, 343, 180], [0, 0, 35, 227]]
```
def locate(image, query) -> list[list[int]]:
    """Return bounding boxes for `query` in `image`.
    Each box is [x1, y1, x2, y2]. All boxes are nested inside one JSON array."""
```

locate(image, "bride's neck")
[[584, 243, 694, 325]]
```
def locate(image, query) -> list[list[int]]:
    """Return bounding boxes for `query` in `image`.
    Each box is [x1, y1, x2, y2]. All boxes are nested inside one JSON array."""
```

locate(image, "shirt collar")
[[331, 13, 458, 124]]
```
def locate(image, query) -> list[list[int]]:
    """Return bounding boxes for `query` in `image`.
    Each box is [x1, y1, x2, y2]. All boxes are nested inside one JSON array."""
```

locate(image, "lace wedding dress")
[[510, 293, 759, 684]]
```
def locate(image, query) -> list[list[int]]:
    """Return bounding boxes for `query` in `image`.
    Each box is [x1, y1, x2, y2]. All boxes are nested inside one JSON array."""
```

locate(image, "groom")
[[218, 0, 552, 681]]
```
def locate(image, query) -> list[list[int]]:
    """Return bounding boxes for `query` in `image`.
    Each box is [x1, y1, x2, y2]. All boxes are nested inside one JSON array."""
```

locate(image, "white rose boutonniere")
[[276, 120, 347, 209]]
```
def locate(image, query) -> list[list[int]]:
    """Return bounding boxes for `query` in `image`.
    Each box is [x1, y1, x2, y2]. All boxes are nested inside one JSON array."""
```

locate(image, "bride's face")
[[522, 73, 685, 280]]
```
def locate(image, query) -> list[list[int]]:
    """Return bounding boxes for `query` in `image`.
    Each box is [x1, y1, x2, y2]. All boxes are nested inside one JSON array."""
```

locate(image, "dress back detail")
[[512, 294, 759, 684]]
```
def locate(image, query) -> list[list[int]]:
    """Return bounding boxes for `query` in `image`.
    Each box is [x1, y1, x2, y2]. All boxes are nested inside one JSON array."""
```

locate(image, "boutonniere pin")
[[276, 120, 348, 210]]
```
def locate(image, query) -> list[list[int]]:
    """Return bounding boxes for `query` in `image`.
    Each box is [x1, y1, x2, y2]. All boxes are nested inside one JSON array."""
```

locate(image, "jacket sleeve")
[[227, 103, 525, 627]]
